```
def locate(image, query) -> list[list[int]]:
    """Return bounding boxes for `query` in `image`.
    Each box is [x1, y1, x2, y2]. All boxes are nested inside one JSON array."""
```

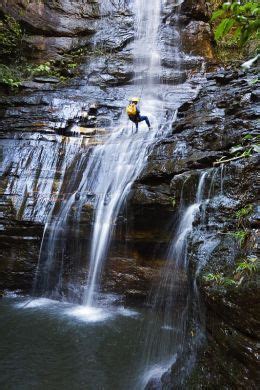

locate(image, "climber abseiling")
[[126, 97, 151, 132]]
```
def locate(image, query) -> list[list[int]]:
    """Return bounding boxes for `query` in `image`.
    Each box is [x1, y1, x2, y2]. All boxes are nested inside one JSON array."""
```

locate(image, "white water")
[[142, 171, 208, 386], [33, 0, 169, 302], [35, 0, 200, 308], [84, 0, 166, 306]]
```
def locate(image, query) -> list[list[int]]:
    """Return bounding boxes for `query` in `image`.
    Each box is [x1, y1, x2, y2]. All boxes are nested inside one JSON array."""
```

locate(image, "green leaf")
[[223, 2, 232, 11], [215, 18, 235, 41], [233, 26, 242, 40], [231, 2, 240, 13], [243, 134, 253, 140], [211, 9, 225, 22]]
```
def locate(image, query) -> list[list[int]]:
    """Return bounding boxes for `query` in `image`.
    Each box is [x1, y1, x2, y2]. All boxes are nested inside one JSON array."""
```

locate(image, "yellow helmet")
[[131, 97, 140, 102]]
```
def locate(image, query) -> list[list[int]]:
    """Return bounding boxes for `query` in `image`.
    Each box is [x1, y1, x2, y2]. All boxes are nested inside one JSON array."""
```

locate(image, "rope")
[[140, 84, 145, 99]]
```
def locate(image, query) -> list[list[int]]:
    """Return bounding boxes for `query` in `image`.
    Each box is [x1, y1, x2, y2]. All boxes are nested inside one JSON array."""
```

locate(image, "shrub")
[[235, 255, 258, 275], [211, 1, 260, 46], [235, 204, 253, 226], [0, 15, 23, 59], [203, 273, 237, 287], [230, 230, 248, 247], [0, 64, 21, 88]]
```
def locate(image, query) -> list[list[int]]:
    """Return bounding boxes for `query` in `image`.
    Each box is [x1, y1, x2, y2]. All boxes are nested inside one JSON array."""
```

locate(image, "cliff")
[[0, 0, 259, 388]]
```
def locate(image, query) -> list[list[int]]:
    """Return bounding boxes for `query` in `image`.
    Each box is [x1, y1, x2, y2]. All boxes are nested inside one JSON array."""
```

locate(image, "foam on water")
[[116, 307, 140, 318], [66, 305, 140, 323], [14, 295, 140, 324], [66, 306, 112, 323], [15, 298, 58, 309]]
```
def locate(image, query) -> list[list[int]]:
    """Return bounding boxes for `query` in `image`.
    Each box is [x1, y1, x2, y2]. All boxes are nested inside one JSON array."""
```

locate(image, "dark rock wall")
[[135, 68, 259, 388], [0, 0, 99, 60], [0, 0, 259, 387]]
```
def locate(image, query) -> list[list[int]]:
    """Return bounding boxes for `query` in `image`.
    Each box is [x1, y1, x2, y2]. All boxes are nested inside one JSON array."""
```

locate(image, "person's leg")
[[139, 115, 151, 129], [129, 117, 138, 132]]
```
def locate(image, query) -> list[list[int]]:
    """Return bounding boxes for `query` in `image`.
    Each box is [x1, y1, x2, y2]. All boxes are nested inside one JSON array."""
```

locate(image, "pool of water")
[[0, 296, 154, 390]]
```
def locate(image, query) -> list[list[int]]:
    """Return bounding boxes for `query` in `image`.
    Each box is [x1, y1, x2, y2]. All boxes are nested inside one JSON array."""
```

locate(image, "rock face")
[[0, 0, 204, 298], [179, 0, 215, 59], [0, 0, 259, 388], [136, 67, 259, 388], [0, 0, 99, 60]]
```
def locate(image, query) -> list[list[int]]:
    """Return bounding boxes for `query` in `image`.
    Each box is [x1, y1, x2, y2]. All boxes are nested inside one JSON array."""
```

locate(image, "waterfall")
[[220, 163, 225, 195], [84, 0, 165, 306], [35, 0, 178, 304], [33, 137, 88, 296], [34, 0, 200, 311], [142, 171, 208, 387]]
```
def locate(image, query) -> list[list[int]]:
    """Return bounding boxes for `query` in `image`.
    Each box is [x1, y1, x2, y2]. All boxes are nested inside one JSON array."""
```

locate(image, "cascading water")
[[34, 0, 186, 305], [142, 172, 208, 387], [84, 0, 166, 306], [1, 1, 216, 388]]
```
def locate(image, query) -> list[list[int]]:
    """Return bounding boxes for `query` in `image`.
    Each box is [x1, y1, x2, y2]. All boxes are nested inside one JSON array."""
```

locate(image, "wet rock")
[[130, 184, 172, 208], [20, 81, 55, 90], [33, 77, 60, 84], [181, 21, 214, 59], [0, 0, 99, 36], [135, 69, 259, 388], [24, 35, 91, 60], [180, 0, 214, 22], [0, 3, 258, 387]]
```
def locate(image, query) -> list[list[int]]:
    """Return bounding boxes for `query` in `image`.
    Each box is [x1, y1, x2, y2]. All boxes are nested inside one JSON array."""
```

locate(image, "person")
[[126, 97, 151, 132]]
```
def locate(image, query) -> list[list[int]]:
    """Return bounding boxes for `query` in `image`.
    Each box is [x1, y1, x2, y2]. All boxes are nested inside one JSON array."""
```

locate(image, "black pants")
[[130, 115, 150, 130]]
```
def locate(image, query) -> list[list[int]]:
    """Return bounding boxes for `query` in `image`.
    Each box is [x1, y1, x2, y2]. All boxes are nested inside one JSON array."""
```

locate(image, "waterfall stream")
[[142, 172, 208, 387], [35, 0, 187, 306], [85, 0, 166, 306]]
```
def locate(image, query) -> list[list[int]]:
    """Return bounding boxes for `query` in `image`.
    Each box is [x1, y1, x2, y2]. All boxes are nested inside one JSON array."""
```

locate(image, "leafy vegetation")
[[214, 133, 259, 165], [214, 148, 252, 165], [0, 57, 82, 90], [170, 197, 176, 208], [203, 256, 259, 288], [0, 64, 21, 88], [230, 230, 249, 247], [235, 204, 253, 226], [0, 15, 23, 59], [203, 273, 237, 287], [0, 12, 86, 90], [211, 1, 260, 46], [235, 255, 258, 275]]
